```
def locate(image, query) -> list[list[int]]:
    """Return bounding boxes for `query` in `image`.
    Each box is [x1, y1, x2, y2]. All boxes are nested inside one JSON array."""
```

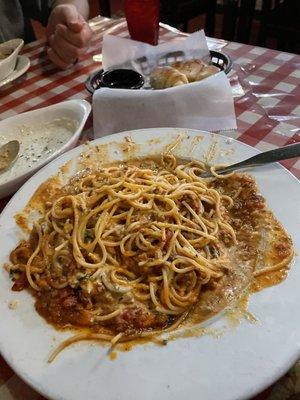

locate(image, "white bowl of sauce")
[[0, 39, 24, 81], [0, 99, 91, 198]]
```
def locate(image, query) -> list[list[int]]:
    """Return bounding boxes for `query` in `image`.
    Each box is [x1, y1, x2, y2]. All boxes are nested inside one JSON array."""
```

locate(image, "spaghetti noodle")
[[6, 155, 293, 361]]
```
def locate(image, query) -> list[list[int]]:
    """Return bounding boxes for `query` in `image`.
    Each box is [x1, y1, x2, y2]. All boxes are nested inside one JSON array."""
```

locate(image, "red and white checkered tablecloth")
[[0, 16, 299, 400]]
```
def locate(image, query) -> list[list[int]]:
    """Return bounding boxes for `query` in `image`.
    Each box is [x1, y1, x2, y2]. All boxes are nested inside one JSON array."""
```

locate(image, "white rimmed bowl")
[[0, 99, 91, 198], [0, 39, 24, 81]]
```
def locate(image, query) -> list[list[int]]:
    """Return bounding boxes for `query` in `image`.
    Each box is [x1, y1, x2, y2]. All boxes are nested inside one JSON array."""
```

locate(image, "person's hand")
[[46, 4, 92, 69]]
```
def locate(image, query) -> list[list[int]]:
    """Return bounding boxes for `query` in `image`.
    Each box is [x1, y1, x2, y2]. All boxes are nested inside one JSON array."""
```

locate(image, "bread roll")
[[171, 59, 219, 82], [194, 64, 220, 81], [150, 66, 189, 89]]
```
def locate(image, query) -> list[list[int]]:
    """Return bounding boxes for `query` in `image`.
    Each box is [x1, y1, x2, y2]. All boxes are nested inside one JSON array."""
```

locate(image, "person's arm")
[[46, 0, 92, 69]]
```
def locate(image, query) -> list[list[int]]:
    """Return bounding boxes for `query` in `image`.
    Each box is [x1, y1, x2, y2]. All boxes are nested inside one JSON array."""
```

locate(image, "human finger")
[[56, 23, 92, 48], [47, 47, 70, 70], [50, 32, 85, 62]]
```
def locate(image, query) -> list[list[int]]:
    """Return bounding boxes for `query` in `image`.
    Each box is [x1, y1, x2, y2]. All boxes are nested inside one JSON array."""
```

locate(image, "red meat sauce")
[[33, 287, 170, 335]]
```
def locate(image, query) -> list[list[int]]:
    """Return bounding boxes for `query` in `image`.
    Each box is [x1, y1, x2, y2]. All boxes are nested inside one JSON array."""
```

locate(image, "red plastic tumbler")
[[124, 0, 160, 45]]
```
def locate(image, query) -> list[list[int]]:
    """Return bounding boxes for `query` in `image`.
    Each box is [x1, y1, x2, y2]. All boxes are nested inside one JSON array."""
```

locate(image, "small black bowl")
[[101, 69, 144, 89], [85, 69, 144, 94]]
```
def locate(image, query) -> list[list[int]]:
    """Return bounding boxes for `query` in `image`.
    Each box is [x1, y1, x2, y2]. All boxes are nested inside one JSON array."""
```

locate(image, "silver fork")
[[198, 142, 300, 178]]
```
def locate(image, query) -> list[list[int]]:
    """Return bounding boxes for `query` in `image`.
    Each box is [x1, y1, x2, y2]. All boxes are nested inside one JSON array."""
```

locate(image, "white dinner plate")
[[0, 55, 30, 88], [0, 128, 299, 400]]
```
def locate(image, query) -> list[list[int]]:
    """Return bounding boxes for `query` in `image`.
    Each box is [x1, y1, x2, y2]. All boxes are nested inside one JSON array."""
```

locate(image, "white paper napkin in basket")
[[93, 30, 236, 137], [102, 31, 211, 74], [93, 71, 236, 137], [101, 31, 244, 97]]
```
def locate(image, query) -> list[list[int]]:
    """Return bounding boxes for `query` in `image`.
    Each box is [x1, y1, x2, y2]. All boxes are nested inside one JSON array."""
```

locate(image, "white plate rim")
[[0, 127, 299, 400]]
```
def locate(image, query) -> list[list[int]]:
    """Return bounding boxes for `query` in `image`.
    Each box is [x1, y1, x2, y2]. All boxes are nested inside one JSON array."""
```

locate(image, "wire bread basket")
[[85, 50, 232, 93]]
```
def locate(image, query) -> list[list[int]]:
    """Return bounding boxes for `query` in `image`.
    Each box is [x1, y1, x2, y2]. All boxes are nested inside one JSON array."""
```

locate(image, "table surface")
[[0, 16, 299, 400]]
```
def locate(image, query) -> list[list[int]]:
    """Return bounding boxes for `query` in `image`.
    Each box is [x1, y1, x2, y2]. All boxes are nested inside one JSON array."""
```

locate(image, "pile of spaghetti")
[[7, 155, 238, 361]]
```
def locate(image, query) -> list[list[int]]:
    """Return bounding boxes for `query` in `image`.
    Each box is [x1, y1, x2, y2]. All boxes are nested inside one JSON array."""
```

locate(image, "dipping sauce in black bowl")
[[101, 69, 144, 89]]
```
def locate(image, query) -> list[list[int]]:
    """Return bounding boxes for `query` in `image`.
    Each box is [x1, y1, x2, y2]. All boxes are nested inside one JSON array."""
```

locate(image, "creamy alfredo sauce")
[[0, 118, 77, 185]]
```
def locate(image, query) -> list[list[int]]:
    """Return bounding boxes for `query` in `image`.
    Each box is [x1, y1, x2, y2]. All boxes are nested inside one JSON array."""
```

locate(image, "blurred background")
[[32, 0, 300, 54]]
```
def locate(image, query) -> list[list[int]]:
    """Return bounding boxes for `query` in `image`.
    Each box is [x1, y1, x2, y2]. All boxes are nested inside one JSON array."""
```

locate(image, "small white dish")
[[0, 55, 30, 88], [0, 38, 24, 81], [0, 99, 91, 198]]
